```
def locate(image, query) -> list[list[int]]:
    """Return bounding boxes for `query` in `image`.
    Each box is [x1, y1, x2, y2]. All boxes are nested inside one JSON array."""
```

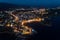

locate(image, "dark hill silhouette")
[[0, 3, 31, 10]]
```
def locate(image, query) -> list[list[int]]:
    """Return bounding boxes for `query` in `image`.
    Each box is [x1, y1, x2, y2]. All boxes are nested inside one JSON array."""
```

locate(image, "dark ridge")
[[0, 3, 31, 10], [0, 2, 59, 10]]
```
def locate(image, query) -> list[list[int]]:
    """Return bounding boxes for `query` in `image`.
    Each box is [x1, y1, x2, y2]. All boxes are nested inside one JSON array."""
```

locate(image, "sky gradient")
[[0, 0, 60, 8]]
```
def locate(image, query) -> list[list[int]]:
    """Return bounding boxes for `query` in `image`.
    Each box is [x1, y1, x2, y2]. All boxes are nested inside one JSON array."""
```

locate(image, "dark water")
[[28, 16, 60, 40]]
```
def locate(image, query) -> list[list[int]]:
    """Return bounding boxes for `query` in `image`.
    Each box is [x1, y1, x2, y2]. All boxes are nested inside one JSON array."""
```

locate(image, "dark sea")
[[27, 16, 60, 40]]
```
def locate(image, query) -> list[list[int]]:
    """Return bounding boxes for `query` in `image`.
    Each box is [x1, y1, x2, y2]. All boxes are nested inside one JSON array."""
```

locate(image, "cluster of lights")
[[5, 13, 44, 35]]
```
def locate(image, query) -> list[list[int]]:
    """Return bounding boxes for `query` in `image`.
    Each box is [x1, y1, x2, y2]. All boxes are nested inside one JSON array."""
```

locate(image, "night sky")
[[0, 0, 60, 8]]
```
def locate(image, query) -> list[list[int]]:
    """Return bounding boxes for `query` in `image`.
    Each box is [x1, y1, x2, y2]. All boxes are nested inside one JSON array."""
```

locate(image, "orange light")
[[20, 18, 44, 35], [9, 13, 44, 35]]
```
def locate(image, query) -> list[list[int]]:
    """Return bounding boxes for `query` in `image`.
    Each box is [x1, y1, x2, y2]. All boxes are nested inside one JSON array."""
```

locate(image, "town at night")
[[0, 0, 60, 40]]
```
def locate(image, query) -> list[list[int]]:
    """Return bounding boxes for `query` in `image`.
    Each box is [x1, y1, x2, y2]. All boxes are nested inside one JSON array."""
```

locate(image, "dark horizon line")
[[0, 2, 60, 9]]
